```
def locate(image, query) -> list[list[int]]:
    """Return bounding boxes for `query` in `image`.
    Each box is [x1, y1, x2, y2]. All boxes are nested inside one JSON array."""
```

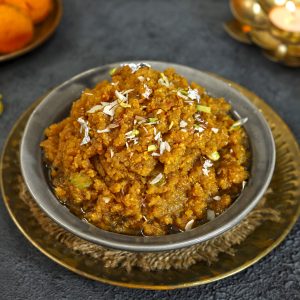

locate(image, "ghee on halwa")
[[41, 64, 250, 236]]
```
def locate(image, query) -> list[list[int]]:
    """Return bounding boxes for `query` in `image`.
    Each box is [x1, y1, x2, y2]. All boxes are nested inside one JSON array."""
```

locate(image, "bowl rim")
[[20, 61, 276, 252]]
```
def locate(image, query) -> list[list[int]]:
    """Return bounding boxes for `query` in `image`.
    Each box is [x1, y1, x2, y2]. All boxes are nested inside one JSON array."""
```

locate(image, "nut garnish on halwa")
[[41, 64, 250, 236]]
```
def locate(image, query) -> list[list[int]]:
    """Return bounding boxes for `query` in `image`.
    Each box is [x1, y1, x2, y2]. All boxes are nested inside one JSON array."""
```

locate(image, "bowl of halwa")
[[20, 62, 275, 251]]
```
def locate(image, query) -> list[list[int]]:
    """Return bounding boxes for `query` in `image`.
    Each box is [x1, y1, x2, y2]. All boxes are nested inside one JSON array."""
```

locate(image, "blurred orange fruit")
[[2, 0, 28, 15], [0, 4, 34, 53], [4, 0, 52, 24]]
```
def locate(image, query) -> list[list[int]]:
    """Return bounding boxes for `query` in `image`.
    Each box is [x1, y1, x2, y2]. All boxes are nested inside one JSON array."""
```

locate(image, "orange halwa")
[[41, 64, 250, 236]]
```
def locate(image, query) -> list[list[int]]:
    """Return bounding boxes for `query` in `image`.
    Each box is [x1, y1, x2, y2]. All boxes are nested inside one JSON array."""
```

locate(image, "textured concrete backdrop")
[[0, 0, 299, 299]]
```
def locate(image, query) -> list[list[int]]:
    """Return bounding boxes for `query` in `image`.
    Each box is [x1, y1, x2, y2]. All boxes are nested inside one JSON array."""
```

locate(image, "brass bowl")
[[0, 0, 62, 63]]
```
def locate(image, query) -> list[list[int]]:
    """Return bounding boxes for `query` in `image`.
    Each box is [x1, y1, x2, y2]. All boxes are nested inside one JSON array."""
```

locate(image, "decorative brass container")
[[225, 0, 300, 67]]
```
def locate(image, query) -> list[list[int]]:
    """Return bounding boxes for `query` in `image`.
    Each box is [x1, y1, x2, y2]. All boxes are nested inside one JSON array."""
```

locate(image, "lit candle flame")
[[269, 0, 300, 33], [275, 0, 287, 5], [286, 1, 296, 13], [253, 3, 261, 15]]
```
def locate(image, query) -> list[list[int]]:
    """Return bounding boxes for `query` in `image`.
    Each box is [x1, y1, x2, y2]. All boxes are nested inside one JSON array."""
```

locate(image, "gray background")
[[0, 0, 299, 299]]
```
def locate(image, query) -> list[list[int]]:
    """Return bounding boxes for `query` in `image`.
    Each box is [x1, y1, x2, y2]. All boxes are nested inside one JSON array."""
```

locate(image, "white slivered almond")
[[185, 219, 194, 231], [87, 105, 103, 113], [103, 197, 111, 204], [207, 209, 216, 221], [150, 173, 163, 185]]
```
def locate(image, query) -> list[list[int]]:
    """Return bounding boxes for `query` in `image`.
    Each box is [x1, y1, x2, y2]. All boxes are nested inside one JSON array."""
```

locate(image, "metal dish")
[[20, 61, 276, 252]]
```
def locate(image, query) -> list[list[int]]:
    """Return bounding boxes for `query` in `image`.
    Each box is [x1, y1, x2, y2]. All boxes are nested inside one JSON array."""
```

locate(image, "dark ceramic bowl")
[[20, 61, 275, 252]]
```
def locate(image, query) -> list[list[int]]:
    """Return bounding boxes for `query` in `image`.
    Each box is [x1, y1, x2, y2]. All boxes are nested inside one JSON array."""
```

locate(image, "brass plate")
[[1, 76, 299, 290], [0, 0, 62, 62]]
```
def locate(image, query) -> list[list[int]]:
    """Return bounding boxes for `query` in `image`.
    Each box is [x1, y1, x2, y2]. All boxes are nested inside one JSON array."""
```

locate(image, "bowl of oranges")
[[0, 0, 62, 62]]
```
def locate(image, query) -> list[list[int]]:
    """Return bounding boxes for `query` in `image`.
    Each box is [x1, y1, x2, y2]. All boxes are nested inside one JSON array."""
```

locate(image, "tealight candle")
[[269, 1, 300, 33]]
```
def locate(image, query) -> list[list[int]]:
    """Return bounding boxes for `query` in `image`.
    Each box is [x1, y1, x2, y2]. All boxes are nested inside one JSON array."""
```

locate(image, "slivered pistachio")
[[168, 121, 174, 130], [208, 151, 220, 161], [158, 73, 170, 87], [179, 89, 188, 96], [148, 117, 158, 123], [109, 68, 116, 76], [177, 89, 189, 100], [70, 173, 92, 189], [197, 105, 211, 113], [118, 100, 131, 108], [160, 73, 168, 82], [148, 145, 157, 152], [132, 129, 139, 136]]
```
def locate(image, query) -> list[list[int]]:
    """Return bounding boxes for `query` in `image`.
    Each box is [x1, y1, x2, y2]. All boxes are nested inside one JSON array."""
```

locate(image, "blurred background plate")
[[0, 0, 62, 63]]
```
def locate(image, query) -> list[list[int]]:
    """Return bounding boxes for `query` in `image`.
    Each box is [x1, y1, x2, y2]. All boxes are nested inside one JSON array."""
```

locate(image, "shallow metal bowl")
[[20, 61, 275, 252]]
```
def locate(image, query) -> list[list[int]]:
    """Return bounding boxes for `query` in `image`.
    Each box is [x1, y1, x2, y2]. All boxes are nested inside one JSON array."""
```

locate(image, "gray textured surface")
[[0, 0, 299, 299]]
